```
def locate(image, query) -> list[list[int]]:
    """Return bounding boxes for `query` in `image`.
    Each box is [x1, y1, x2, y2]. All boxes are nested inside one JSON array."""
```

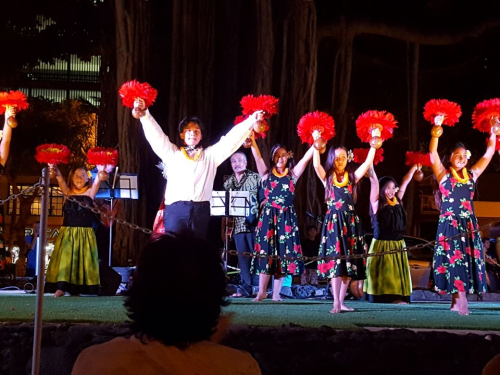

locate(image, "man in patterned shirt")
[[224, 151, 261, 297]]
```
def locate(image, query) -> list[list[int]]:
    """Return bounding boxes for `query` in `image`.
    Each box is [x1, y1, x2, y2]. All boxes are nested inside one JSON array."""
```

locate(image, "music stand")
[[211, 191, 250, 270], [92, 170, 139, 267]]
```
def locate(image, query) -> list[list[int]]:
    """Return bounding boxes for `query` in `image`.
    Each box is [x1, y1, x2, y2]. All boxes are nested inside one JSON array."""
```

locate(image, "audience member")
[[71, 233, 262, 375]]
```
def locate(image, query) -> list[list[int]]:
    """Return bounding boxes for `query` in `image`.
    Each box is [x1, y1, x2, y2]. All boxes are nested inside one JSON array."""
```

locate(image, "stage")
[[2, 292, 500, 374]]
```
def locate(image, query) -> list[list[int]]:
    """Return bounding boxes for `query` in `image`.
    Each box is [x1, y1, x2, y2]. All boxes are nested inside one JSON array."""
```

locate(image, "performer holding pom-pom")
[[43, 159, 106, 297], [249, 112, 317, 302], [428, 98, 496, 315], [315, 110, 396, 313], [120, 81, 264, 238], [363, 163, 419, 304], [0, 91, 29, 173]]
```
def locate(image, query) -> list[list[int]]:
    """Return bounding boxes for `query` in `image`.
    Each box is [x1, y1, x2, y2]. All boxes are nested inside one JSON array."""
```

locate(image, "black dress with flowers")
[[433, 170, 487, 294], [251, 169, 303, 276], [317, 180, 367, 280]]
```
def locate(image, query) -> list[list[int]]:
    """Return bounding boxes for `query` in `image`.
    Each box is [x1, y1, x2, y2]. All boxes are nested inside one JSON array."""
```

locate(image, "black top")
[[62, 195, 95, 228], [301, 237, 320, 269], [372, 203, 406, 241]]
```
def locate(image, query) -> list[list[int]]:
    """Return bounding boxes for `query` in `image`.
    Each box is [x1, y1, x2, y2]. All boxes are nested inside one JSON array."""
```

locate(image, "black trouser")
[[163, 201, 211, 239], [234, 231, 258, 295]]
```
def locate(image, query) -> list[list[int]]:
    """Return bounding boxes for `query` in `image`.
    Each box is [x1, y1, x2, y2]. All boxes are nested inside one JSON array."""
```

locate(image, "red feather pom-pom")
[[35, 144, 71, 165], [472, 98, 500, 133], [118, 80, 158, 108], [423, 99, 461, 126], [233, 115, 267, 139], [353, 148, 384, 165], [87, 147, 119, 167], [0, 91, 29, 114], [355, 110, 398, 143], [240, 95, 279, 118], [405, 151, 432, 167], [297, 111, 335, 145]]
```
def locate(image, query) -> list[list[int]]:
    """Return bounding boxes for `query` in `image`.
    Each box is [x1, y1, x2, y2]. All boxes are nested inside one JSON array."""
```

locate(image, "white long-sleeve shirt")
[[140, 111, 255, 205]]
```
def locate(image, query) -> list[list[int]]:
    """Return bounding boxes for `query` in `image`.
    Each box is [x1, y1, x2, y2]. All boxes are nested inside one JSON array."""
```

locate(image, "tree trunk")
[[113, 0, 151, 265], [275, 0, 318, 229]]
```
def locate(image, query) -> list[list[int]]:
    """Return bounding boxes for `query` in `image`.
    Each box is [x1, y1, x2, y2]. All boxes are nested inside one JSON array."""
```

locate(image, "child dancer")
[[250, 133, 315, 301], [314, 145, 376, 313], [364, 164, 418, 303], [45, 165, 103, 297]]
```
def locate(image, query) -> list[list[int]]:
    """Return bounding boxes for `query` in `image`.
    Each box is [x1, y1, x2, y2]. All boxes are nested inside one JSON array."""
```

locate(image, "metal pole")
[[108, 198, 113, 267], [31, 168, 50, 375]]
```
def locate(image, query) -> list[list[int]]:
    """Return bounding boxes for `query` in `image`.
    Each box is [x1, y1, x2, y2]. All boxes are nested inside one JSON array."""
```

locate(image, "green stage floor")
[[2, 292, 500, 332]]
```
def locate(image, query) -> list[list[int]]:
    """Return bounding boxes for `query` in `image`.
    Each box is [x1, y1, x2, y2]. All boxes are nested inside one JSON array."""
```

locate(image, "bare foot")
[[457, 307, 470, 315], [253, 293, 266, 302], [340, 304, 355, 312], [392, 300, 409, 305], [330, 302, 341, 314], [450, 305, 459, 312], [53, 290, 65, 298], [271, 296, 283, 302]]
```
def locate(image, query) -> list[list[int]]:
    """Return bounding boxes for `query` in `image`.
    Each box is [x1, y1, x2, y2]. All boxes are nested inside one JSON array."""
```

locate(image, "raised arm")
[[368, 165, 379, 215], [397, 164, 418, 200], [0, 106, 15, 167], [137, 99, 177, 162], [470, 131, 497, 180], [211, 111, 264, 166], [429, 133, 446, 182], [88, 174, 104, 199], [54, 165, 70, 195], [292, 144, 315, 180], [354, 147, 376, 183], [250, 132, 268, 177], [312, 148, 326, 185]]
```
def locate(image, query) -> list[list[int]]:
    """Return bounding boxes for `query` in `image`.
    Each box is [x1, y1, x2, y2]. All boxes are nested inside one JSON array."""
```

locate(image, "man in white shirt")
[[136, 98, 263, 238]]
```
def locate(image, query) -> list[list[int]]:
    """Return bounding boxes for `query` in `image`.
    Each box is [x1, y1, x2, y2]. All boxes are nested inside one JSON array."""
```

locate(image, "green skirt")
[[363, 238, 412, 303], [45, 226, 100, 295]]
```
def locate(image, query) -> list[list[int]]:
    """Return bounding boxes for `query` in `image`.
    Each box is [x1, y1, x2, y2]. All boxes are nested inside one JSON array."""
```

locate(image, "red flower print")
[[335, 201, 343, 209], [285, 224, 292, 233], [454, 250, 463, 260], [255, 243, 261, 252], [266, 229, 274, 239], [335, 241, 341, 254], [470, 192, 474, 200], [452, 220, 458, 228], [465, 247, 471, 255], [264, 188, 269, 199], [318, 262, 327, 274], [438, 236, 450, 251], [347, 184, 353, 194], [289, 180, 295, 193], [454, 279, 465, 292], [437, 265, 447, 274], [443, 211, 453, 216], [270, 181, 278, 189], [327, 221, 334, 232], [272, 201, 282, 209], [474, 249, 482, 259], [257, 220, 263, 228], [450, 256, 456, 265], [439, 184, 450, 197], [342, 226, 347, 235], [294, 244, 303, 254], [349, 237, 355, 248], [462, 201, 472, 212], [288, 263, 297, 274]]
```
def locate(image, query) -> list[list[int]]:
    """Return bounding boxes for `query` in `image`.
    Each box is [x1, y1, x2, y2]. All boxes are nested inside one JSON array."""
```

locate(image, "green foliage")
[[7, 98, 97, 177]]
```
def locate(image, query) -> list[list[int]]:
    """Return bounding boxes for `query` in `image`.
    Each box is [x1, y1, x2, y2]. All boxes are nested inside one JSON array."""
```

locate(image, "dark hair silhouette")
[[124, 233, 228, 349]]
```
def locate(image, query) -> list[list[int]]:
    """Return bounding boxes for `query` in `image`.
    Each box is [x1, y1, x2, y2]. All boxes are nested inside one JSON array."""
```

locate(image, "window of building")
[[8, 185, 64, 217]]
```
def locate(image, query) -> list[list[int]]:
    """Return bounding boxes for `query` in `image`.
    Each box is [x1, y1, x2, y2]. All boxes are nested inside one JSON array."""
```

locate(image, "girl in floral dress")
[[250, 134, 315, 301], [314, 145, 377, 313], [430, 128, 497, 315]]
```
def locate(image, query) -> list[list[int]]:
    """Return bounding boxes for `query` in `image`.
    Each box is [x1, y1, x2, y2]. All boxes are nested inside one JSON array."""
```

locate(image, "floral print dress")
[[433, 171, 486, 294], [317, 181, 367, 280], [251, 169, 303, 276]]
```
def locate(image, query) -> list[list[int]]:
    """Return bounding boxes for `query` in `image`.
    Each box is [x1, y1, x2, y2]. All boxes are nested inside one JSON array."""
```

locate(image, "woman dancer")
[[430, 123, 496, 315], [314, 145, 377, 313], [364, 164, 418, 303], [45, 165, 103, 297], [250, 133, 314, 301]]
